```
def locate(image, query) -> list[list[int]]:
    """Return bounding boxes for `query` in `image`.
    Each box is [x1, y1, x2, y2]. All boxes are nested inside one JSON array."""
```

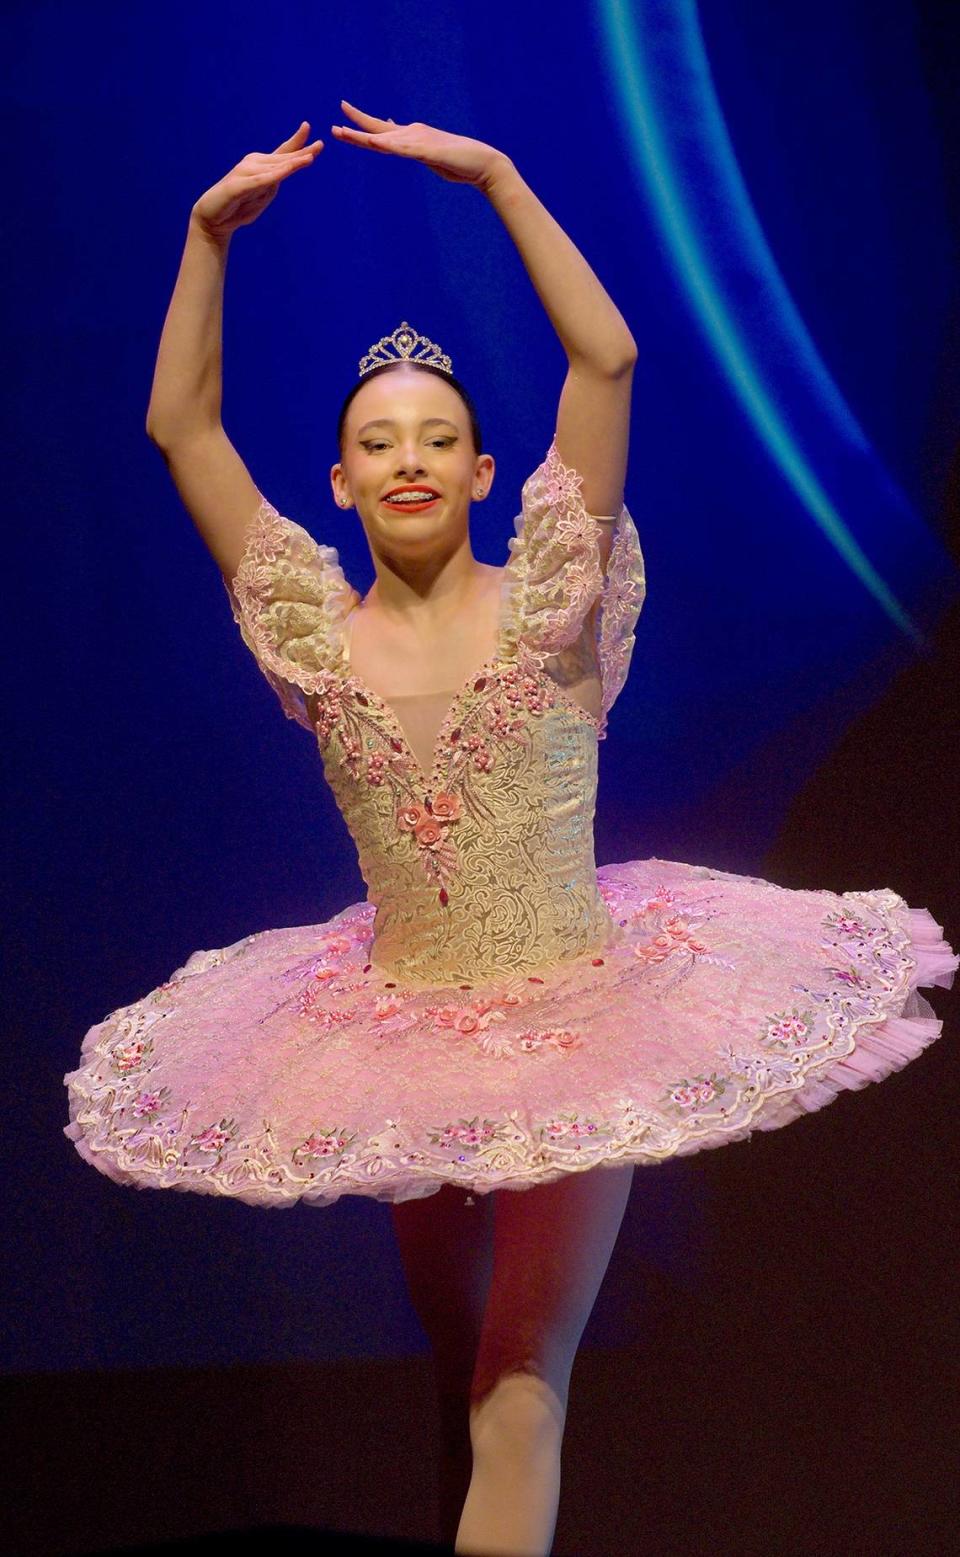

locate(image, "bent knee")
[[469, 1368, 568, 1456]]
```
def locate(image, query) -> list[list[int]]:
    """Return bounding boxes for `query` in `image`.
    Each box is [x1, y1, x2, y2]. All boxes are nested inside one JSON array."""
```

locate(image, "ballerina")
[[65, 104, 957, 1557]]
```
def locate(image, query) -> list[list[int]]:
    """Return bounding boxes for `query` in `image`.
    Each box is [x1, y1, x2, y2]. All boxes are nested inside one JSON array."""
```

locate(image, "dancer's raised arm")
[[330, 104, 637, 529], [481, 157, 636, 526], [146, 123, 322, 579]]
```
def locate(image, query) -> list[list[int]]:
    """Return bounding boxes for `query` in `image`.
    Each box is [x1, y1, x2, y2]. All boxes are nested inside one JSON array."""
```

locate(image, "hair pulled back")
[[336, 360, 484, 457]]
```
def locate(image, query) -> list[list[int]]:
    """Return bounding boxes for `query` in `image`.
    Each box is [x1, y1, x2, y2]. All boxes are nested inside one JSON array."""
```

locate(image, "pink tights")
[[391, 1161, 636, 1555]]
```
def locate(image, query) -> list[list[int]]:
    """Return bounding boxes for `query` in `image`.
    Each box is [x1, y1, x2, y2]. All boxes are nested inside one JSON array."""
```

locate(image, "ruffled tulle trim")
[[222, 495, 359, 732], [500, 438, 647, 738], [62, 890, 957, 1205], [741, 905, 955, 1139]]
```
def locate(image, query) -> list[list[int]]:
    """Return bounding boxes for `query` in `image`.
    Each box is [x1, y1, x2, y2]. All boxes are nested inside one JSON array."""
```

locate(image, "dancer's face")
[[331, 367, 494, 557]]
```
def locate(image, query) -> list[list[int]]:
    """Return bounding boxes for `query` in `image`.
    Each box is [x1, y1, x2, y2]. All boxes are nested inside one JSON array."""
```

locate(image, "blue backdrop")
[[6, 0, 957, 1374]]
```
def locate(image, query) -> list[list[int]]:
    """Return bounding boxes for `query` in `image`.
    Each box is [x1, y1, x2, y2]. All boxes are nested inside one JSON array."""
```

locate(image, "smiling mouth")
[[381, 494, 441, 512]]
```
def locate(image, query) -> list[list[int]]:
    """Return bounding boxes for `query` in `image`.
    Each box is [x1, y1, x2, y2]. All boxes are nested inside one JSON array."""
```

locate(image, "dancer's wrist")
[[478, 153, 522, 200]]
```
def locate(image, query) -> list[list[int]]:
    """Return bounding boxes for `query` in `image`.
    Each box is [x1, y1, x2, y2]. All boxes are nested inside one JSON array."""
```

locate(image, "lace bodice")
[[223, 438, 646, 985]]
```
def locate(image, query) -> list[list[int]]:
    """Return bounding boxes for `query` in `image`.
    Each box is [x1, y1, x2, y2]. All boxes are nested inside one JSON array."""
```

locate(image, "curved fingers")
[[340, 100, 399, 127], [271, 120, 311, 154], [332, 125, 413, 156], [332, 127, 389, 152]]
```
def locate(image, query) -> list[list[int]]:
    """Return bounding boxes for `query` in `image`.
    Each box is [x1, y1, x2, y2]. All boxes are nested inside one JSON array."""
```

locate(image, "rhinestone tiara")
[[358, 320, 453, 379]]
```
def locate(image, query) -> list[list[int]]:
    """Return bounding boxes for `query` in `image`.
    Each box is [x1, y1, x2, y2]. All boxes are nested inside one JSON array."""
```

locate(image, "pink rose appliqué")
[[431, 791, 462, 822], [396, 791, 463, 904], [397, 802, 430, 832], [414, 817, 443, 848]]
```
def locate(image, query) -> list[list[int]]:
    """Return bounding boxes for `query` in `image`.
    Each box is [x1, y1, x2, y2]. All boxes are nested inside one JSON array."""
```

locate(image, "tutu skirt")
[[63, 857, 957, 1206]]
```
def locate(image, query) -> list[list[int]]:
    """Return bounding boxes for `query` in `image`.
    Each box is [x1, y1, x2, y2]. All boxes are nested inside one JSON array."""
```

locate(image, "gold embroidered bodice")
[[223, 438, 647, 987]]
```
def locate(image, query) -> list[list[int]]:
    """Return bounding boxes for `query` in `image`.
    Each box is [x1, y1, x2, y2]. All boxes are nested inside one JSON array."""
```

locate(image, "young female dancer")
[[65, 106, 957, 1556]]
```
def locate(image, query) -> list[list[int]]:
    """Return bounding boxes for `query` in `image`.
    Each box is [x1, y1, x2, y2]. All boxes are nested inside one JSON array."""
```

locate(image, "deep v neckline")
[[337, 573, 513, 795]]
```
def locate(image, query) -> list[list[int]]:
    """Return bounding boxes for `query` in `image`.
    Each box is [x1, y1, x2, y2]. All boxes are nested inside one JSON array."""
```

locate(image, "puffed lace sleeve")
[[501, 436, 647, 738], [222, 493, 360, 732]]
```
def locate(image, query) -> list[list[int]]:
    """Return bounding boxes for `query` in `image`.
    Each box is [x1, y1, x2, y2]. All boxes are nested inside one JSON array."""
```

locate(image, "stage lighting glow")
[[597, 0, 931, 644]]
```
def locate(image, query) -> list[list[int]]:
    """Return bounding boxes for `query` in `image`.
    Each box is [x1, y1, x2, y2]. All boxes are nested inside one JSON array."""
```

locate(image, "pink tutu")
[[62, 857, 956, 1206]]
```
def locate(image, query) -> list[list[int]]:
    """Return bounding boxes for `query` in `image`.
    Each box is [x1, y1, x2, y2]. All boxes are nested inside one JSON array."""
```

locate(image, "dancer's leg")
[[390, 1183, 495, 1546], [456, 1161, 635, 1557]]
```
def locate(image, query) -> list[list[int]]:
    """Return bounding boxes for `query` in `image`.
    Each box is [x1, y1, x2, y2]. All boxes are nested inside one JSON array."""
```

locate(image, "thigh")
[[390, 1183, 495, 1376], [471, 1162, 635, 1412]]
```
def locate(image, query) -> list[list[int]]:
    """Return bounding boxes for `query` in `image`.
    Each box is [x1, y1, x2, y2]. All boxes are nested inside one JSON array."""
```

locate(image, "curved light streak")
[[596, 0, 929, 644]]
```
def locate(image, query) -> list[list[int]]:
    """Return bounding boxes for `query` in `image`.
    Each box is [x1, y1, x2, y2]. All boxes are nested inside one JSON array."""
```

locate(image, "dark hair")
[[336, 360, 484, 457]]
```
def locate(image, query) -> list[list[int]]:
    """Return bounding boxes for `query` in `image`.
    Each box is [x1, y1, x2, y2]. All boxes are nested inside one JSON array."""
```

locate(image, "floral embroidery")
[[430, 1002, 506, 1037], [429, 1117, 499, 1152], [430, 791, 461, 821], [429, 666, 559, 785], [98, 1006, 170, 1076], [419, 976, 537, 1048], [187, 1119, 237, 1158], [314, 682, 344, 743], [130, 1086, 172, 1118], [651, 882, 937, 1129], [65, 871, 949, 1201], [368, 993, 422, 1038], [214, 445, 644, 981], [292, 1128, 358, 1165], [763, 1009, 814, 1047], [317, 657, 569, 922], [318, 932, 355, 957], [113, 1039, 150, 1074], [542, 1114, 605, 1140], [543, 450, 587, 515], [297, 985, 357, 1026], [473, 1028, 515, 1059], [663, 1072, 730, 1113], [396, 792, 462, 901], [554, 506, 599, 549], [619, 889, 737, 992], [518, 1027, 583, 1053]]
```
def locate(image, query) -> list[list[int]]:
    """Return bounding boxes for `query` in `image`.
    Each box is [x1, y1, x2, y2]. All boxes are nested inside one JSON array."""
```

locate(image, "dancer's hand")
[[191, 122, 323, 241], [330, 101, 509, 190]]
